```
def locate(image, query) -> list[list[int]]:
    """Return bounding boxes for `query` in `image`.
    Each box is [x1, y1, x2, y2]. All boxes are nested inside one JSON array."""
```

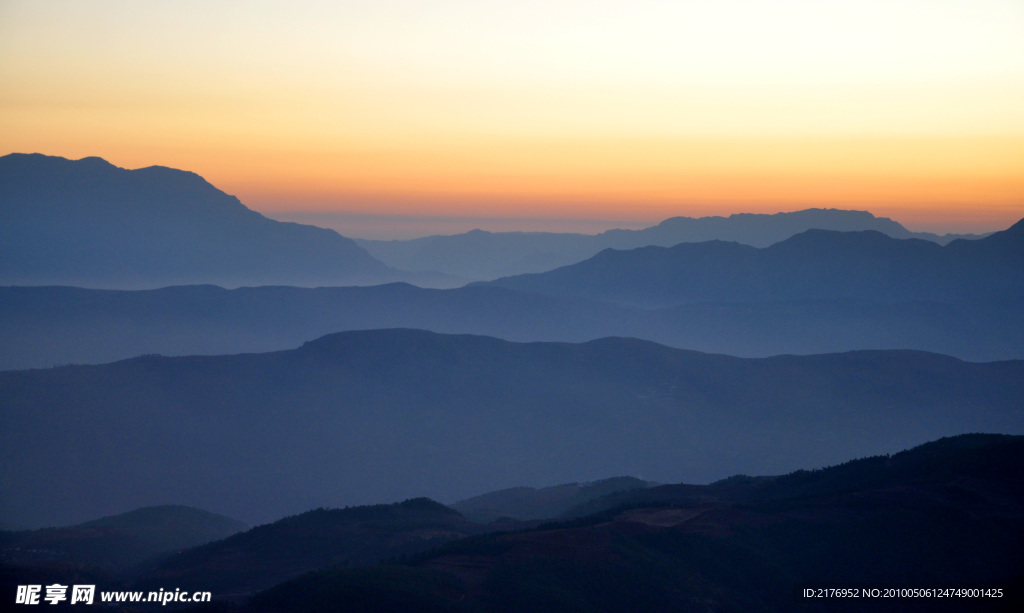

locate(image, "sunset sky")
[[2, 0, 1022, 237]]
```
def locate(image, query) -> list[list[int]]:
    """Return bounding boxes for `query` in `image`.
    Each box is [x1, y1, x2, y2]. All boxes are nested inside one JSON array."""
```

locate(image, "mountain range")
[[4, 217, 1022, 371], [5, 282, 1019, 369], [240, 434, 1024, 612], [482, 219, 1024, 308], [0, 482, 655, 600], [2, 153, 1022, 609], [6, 433, 1015, 609], [138, 498, 488, 598], [3, 153, 997, 291], [0, 153, 452, 288], [2, 329, 1021, 529], [357, 209, 986, 281], [5, 434, 1019, 611]]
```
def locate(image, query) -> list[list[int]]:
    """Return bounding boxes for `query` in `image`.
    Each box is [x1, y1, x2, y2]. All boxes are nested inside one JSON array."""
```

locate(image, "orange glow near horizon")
[[2, 1, 1023, 236], [3, 131, 1020, 234], [33, 134, 1012, 233]]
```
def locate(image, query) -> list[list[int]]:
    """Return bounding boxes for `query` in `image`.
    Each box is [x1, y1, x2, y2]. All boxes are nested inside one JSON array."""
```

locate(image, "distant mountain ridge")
[[2, 329, 1021, 528], [356, 208, 988, 281], [483, 219, 1024, 308], [0, 153, 449, 288], [1, 153, 999, 287], [5, 276, 1023, 372]]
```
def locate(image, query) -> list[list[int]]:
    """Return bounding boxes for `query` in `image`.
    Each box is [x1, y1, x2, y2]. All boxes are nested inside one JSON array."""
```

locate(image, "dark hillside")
[[248, 435, 1024, 613], [139, 498, 486, 597]]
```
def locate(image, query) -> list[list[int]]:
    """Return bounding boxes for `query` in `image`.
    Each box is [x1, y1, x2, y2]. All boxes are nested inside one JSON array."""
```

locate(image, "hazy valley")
[[2, 154, 1022, 611], [3, 155, 1023, 371]]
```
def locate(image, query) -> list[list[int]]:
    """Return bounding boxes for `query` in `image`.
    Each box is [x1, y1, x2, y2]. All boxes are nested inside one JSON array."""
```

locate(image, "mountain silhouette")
[[2, 330, 1021, 528], [4, 281, 1022, 371], [452, 476, 653, 523], [0, 153, 444, 288], [138, 498, 487, 597], [356, 209, 988, 281], [483, 220, 1024, 308], [248, 434, 1024, 613]]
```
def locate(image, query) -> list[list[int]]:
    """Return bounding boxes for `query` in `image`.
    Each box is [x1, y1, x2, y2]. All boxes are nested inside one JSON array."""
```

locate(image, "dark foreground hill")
[[452, 477, 653, 523], [246, 434, 1024, 613], [138, 498, 488, 598], [2, 330, 1021, 528], [4, 283, 1023, 371], [356, 208, 986, 281], [0, 153, 439, 288], [484, 218, 1024, 308], [0, 505, 245, 576]]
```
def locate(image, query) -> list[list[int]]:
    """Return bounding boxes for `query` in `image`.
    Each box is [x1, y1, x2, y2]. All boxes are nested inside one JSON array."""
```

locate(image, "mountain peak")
[[1, 152, 118, 169], [0, 153, 392, 288], [76, 155, 117, 167]]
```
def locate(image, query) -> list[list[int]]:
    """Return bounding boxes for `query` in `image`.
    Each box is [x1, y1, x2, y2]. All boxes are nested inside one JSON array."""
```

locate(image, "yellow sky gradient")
[[2, 0, 1023, 235]]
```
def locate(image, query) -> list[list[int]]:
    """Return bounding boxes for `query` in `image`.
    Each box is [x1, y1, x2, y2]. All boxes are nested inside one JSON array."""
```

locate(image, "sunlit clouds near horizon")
[[2, 0, 1022, 236]]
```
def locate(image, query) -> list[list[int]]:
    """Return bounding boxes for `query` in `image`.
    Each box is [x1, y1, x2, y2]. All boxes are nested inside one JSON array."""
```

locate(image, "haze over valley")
[[3, 155, 1022, 372], [3, 152, 1022, 610], [2, 1, 1023, 608]]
